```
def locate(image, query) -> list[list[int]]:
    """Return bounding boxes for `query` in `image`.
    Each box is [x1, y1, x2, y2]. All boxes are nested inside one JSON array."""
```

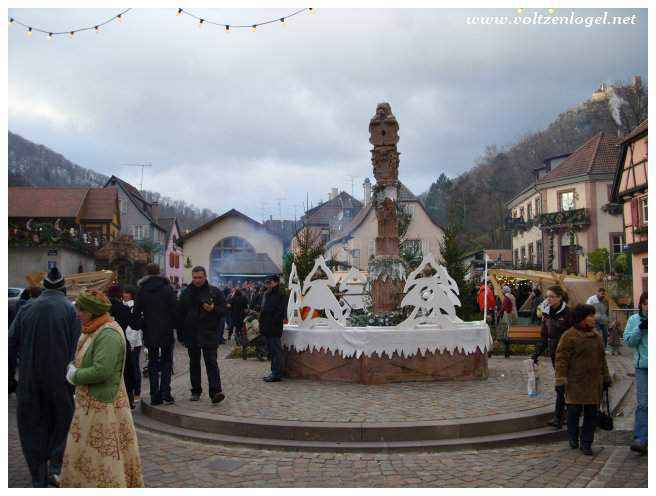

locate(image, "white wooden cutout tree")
[[398, 253, 463, 329], [286, 263, 303, 325], [300, 255, 346, 328]]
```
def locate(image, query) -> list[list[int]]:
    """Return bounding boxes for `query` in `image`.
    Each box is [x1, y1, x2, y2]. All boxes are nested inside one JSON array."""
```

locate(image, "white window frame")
[[119, 198, 128, 215], [640, 196, 648, 224]]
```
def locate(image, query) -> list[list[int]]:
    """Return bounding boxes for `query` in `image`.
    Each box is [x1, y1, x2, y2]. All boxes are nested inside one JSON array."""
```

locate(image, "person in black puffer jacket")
[[532, 285, 572, 429], [133, 264, 178, 406], [177, 266, 227, 403]]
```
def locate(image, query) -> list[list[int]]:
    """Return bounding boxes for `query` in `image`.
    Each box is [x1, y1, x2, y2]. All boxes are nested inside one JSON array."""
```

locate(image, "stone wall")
[[8, 247, 95, 287]]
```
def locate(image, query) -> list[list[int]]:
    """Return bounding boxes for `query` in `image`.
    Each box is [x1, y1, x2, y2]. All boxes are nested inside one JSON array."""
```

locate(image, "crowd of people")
[[8, 264, 287, 488], [476, 279, 648, 457]]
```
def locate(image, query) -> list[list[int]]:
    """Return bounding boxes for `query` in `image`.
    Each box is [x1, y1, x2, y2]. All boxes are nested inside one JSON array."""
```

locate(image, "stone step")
[[134, 409, 570, 452], [136, 377, 632, 450]]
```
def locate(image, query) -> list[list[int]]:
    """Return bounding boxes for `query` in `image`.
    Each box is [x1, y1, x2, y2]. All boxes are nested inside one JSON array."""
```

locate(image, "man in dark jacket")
[[8, 267, 80, 487], [228, 288, 249, 344], [177, 266, 227, 403], [133, 263, 178, 406], [259, 275, 287, 382]]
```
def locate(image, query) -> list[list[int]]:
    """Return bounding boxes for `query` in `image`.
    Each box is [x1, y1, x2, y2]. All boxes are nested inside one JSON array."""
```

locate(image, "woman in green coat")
[[60, 290, 144, 488]]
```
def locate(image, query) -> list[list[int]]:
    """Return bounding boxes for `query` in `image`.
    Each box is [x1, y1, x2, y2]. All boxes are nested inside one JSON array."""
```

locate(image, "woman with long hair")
[[532, 285, 572, 428], [624, 291, 648, 455]]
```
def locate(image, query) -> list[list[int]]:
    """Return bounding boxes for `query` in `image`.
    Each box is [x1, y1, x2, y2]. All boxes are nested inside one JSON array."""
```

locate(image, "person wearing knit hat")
[[9, 267, 80, 488], [43, 267, 66, 291], [59, 290, 144, 487]]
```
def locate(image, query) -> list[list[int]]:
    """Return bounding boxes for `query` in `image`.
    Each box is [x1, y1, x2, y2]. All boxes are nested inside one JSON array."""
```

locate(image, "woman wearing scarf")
[[531, 285, 572, 429], [624, 291, 648, 455], [59, 290, 144, 488], [555, 304, 611, 456]]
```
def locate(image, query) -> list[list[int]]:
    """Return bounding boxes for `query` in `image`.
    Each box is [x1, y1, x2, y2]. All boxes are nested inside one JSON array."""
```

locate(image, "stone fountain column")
[[368, 103, 405, 314]]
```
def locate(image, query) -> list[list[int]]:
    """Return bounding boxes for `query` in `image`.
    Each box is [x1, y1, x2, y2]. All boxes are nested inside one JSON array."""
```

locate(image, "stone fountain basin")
[[282, 322, 492, 385]]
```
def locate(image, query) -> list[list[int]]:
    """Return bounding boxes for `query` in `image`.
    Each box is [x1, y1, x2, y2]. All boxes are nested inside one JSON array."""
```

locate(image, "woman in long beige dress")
[[60, 289, 144, 488]]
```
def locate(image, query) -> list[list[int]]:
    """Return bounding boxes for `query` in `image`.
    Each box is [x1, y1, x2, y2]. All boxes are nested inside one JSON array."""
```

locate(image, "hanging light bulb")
[[95, 25, 100, 33], [9, 17, 14, 25], [251, 24, 257, 32], [176, 8, 183, 16], [69, 31, 75, 38], [280, 18, 286, 26], [225, 24, 230, 33], [26, 27, 32, 37], [47, 32, 53, 40], [116, 13, 123, 22], [198, 18, 204, 28], [309, 8, 315, 14], [516, 8, 524, 14]]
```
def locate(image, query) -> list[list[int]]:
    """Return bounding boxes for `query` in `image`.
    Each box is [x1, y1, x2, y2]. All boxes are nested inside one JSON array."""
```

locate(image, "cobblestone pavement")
[[9, 345, 644, 488], [8, 394, 647, 488], [151, 341, 632, 423]]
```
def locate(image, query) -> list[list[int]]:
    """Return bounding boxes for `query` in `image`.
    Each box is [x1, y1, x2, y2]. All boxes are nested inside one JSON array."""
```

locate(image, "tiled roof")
[[184, 208, 281, 241], [9, 187, 117, 222], [78, 188, 118, 221], [303, 191, 363, 225], [539, 132, 621, 182], [618, 119, 647, 145], [157, 217, 176, 236]]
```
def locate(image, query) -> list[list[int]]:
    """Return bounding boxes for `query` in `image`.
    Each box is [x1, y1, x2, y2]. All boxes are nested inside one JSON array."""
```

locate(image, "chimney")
[[151, 201, 160, 222], [633, 75, 642, 89], [363, 178, 372, 206]]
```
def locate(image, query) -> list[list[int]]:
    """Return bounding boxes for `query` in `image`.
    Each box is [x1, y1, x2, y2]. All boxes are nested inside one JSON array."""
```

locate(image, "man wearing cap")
[[9, 267, 80, 487], [259, 274, 287, 382]]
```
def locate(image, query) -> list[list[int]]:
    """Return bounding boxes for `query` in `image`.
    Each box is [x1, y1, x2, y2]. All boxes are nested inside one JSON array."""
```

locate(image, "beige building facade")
[[182, 209, 283, 285], [507, 132, 623, 275]]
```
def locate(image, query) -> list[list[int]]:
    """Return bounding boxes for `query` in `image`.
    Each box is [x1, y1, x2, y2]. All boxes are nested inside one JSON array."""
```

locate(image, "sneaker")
[[569, 439, 579, 449], [580, 445, 593, 456], [190, 393, 201, 402], [547, 418, 562, 430], [263, 375, 282, 383], [630, 441, 648, 455], [150, 396, 163, 406], [134, 394, 141, 403], [211, 392, 226, 404], [162, 395, 175, 405]]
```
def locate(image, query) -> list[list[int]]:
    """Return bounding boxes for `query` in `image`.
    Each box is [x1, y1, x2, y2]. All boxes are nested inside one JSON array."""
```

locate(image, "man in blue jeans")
[[624, 291, 648, 455], [259, 275, 286, 382]]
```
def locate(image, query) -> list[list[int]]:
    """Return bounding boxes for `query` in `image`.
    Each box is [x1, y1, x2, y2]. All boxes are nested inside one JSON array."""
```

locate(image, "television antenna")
[[274, 197, 287, 220], [121, 162, 152, 192], [346, 175, 358, 198]]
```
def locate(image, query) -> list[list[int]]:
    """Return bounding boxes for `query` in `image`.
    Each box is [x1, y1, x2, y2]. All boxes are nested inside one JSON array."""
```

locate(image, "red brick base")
[[283, 347, 489, 385]]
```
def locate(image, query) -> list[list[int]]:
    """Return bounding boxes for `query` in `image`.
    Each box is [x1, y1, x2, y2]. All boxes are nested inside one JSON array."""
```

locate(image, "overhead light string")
[[176, 7, 313, 32], [8, 8, 131, 39]]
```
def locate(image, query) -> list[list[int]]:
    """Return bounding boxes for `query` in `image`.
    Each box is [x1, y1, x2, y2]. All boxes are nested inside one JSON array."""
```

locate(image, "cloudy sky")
[[8, 7, 647, 222]]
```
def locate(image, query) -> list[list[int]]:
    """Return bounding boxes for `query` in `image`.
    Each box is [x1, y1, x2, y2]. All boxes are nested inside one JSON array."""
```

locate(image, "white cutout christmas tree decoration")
[[398, 253, 462, 329], [339, 267, 367, 312], [301, 255, 346, 328], [286, 263, 303, 325]]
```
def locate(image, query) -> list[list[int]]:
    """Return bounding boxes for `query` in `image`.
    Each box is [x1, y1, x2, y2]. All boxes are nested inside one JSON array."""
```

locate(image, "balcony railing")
[[536, 208, 590, 230], [9, 220, 108, 256]]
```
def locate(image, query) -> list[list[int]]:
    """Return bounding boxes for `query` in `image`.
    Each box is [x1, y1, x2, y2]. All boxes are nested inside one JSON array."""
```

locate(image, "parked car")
[[9, 287, 23, 311]]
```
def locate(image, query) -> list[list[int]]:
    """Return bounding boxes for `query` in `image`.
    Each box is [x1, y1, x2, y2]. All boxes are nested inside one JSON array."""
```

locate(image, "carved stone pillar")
[[367, 103, 405, 314]]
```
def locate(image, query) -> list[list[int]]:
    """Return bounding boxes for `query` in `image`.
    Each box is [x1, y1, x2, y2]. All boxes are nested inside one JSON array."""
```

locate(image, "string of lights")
[[8, 7, 315, 39], [177, 7, 314, 32], [8, 8, 131, 39]]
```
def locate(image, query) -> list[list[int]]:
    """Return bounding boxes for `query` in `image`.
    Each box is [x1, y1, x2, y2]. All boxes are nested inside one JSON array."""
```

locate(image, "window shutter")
[[175, 254, 180, 269], [169, 252, 174, 268], [630, 198, 639, 226]]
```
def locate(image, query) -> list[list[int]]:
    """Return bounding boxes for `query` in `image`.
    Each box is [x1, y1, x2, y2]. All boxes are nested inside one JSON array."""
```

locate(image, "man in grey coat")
[[8, 267, 80, 487], [587, 287, 610, 352]]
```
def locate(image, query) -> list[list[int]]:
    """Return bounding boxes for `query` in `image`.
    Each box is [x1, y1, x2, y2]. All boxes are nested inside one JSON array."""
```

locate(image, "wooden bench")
[[502, 325, 542, 358]]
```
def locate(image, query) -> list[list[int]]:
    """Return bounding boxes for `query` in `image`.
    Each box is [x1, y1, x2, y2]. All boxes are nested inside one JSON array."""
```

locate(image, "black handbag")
[[596, 389, 614, 431]]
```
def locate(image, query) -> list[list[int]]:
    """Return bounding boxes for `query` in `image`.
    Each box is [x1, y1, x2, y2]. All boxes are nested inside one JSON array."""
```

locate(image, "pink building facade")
[[612, 120, 648, 306], [159, 218, 184, 288]]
